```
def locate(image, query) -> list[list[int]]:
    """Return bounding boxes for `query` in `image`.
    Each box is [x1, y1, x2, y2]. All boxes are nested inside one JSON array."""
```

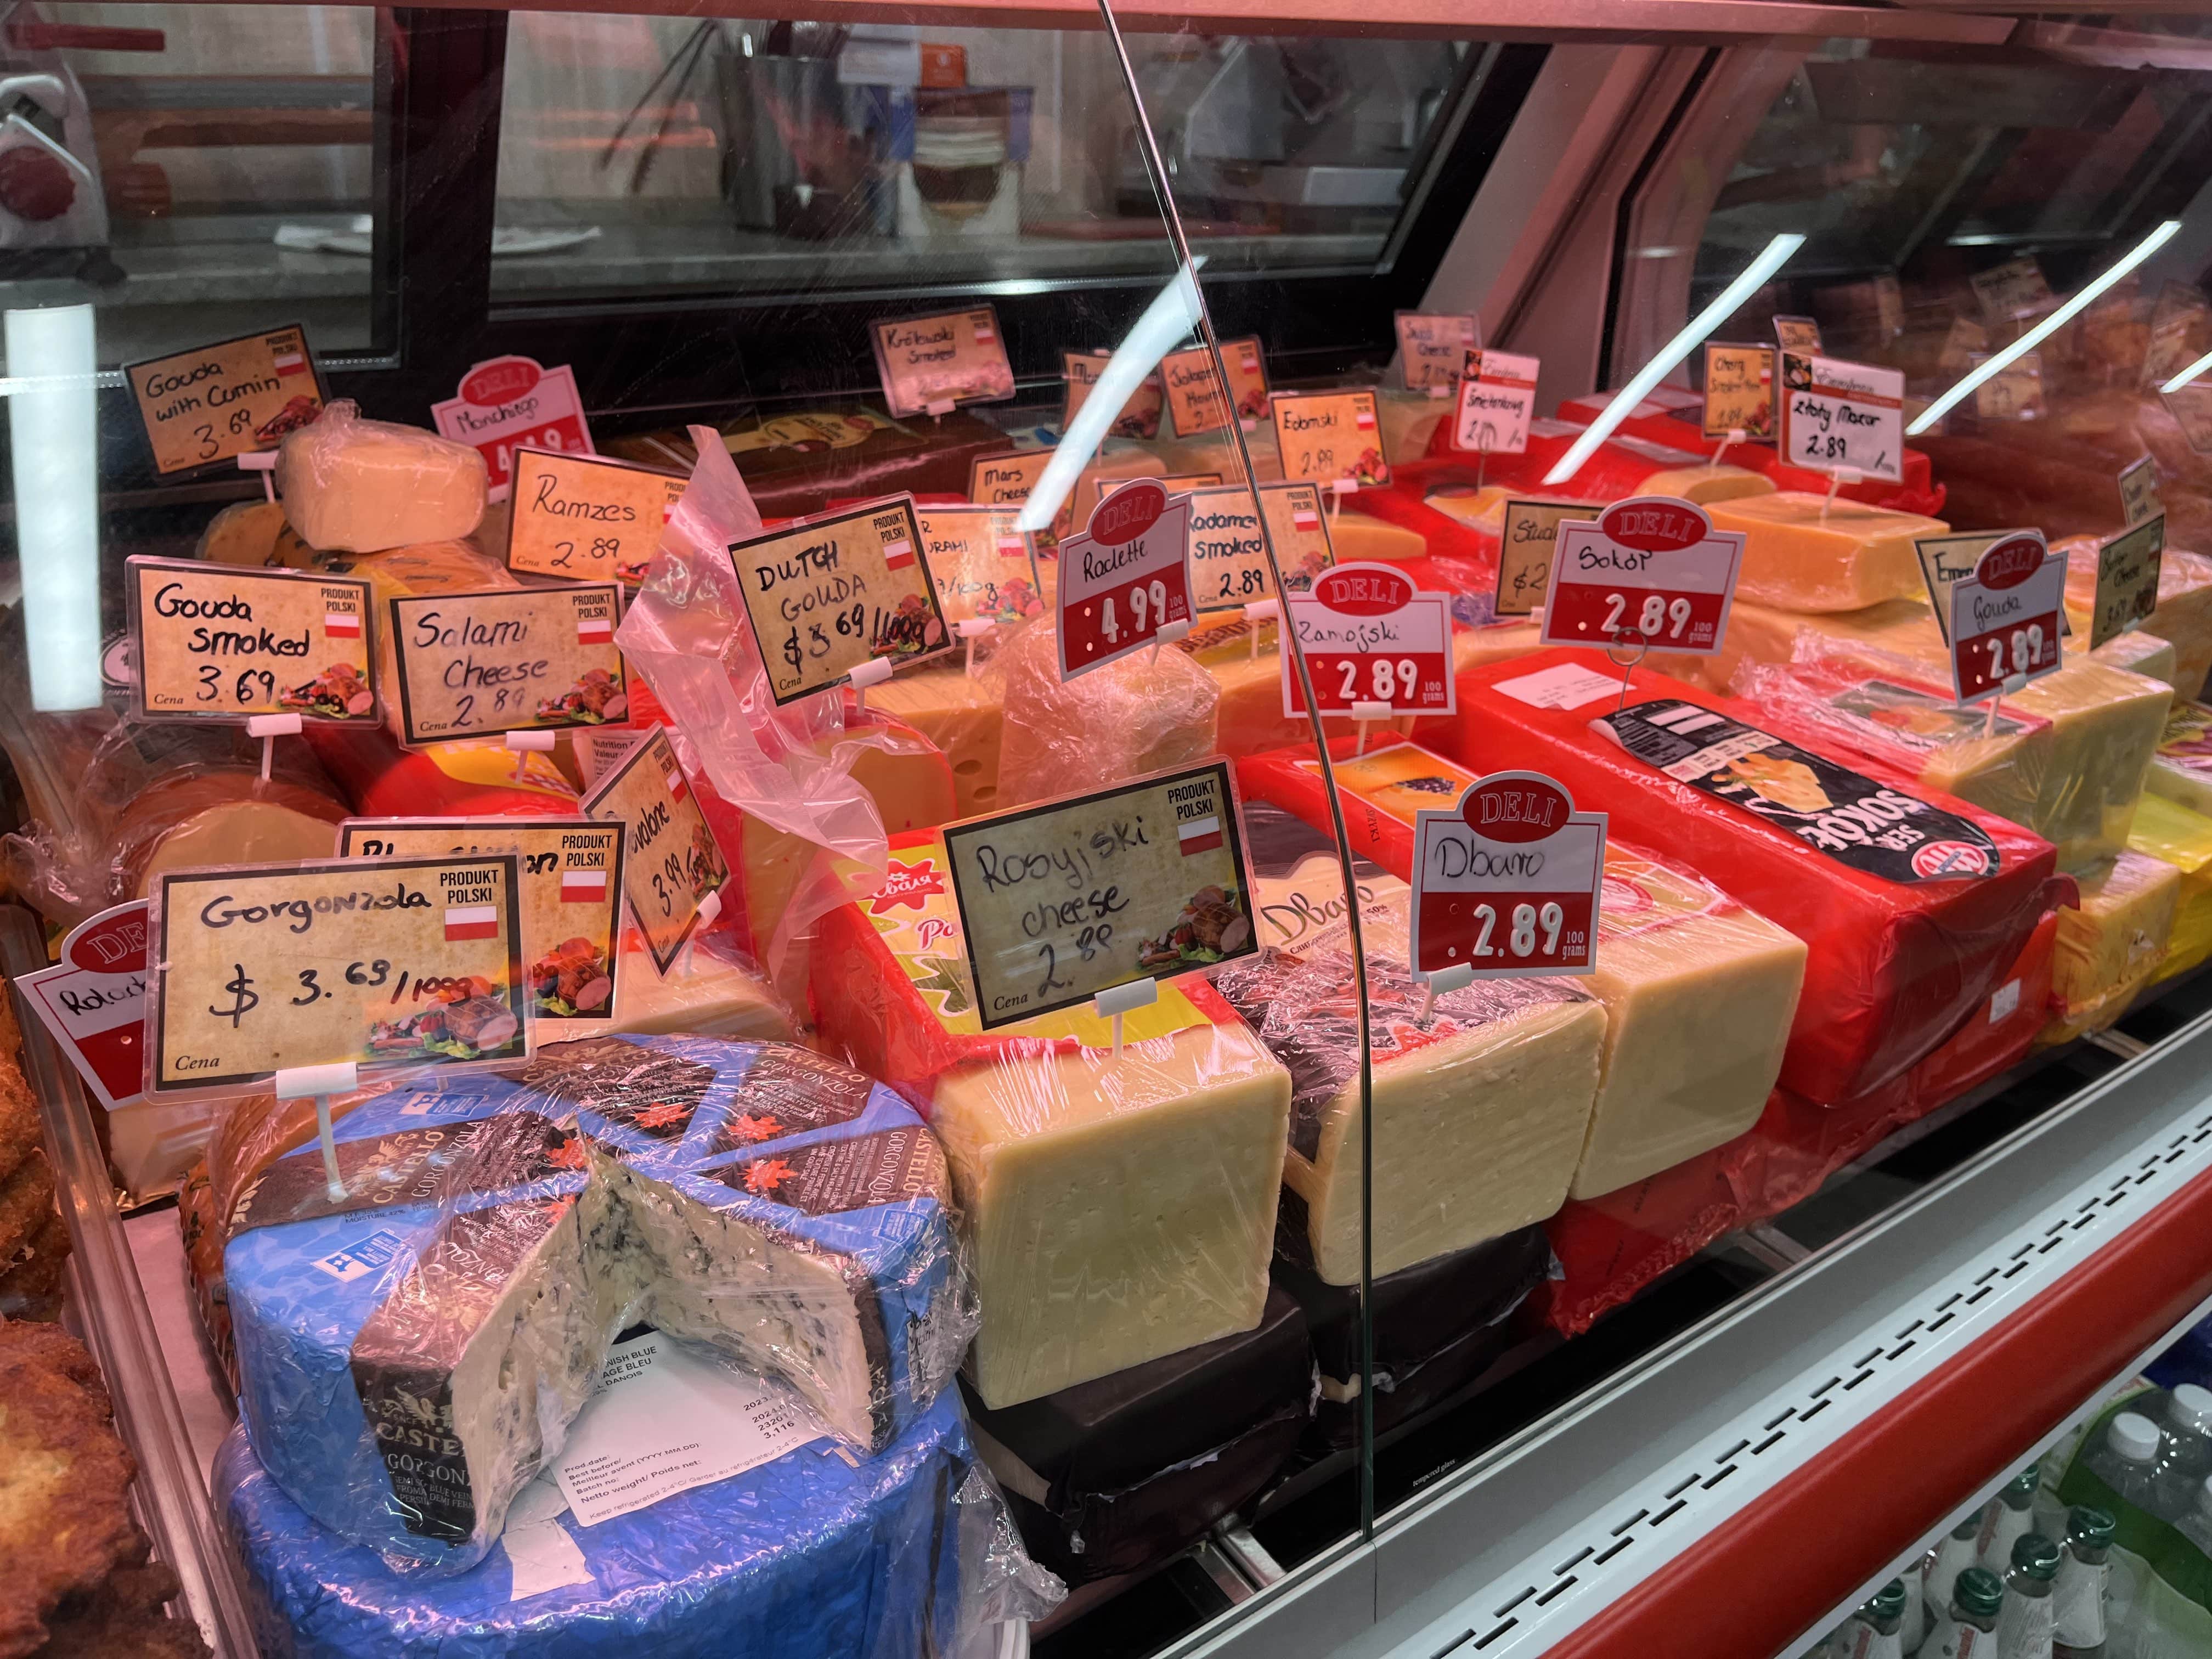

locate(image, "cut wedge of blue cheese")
[[225, 1035, 960, 1576]]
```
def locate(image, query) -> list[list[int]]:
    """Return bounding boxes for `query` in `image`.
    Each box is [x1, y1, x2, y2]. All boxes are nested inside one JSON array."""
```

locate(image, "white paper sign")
[[551, 1331, 824, 1528], [1454, 348, 1541, 455], [1781, 352, 1905, 483]]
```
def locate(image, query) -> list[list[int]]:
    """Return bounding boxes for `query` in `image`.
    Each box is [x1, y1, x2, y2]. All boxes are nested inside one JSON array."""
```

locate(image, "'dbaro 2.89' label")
[[1599, 699, 1999, 882]]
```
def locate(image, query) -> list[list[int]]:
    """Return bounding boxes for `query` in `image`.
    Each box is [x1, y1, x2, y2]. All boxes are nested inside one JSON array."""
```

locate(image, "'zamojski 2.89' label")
[[127, 556, 377, 725]]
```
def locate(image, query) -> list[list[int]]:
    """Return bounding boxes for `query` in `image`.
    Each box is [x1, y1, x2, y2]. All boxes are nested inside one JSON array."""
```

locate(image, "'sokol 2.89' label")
[[1598, 699, 2000, 882]]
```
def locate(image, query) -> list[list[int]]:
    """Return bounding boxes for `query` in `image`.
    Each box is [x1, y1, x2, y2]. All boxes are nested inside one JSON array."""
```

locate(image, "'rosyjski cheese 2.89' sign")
[[1539, 496, 1745, 658], [1946, 531, 2064, 706], [1056, 478, 1194, 680], [1410, 771, 1606, 982], [1280, 561, 1455, 718]]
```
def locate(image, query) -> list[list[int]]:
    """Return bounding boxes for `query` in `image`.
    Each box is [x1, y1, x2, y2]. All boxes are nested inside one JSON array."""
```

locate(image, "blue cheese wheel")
[[225, 1036, 961, 1575]]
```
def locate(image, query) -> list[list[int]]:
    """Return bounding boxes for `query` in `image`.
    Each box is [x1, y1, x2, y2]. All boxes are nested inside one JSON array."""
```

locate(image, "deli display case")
[[12, 4, 2212, 1658]]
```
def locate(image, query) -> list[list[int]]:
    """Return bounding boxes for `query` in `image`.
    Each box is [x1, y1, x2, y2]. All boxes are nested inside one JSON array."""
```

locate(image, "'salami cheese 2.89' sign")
[[943, 760, 1259, 1030], [148, 854, 528, 1094], [127, 556, 376, 725]]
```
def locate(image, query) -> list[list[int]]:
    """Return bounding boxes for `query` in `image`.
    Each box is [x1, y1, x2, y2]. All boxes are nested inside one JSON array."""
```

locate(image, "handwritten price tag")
[[1396, 312, 1477, 393], [2120, 456, 2164, 527], [942, 760, 1259, 1031], [1540, 496, 1744, 657], [1160, 337, 1269, 436], [1701, 343, 1774, 439], [1273, 390, 1390, 489], [1780, 351, 1904, 483], [1188, 481, 1334, 613], [1063, 349, 1164, 439], [1948, 531, 2064, 705], [1410, 771, 1605, 982], [507, 449, 685, 584], [1496, 499, 1600, 618], [2091, 514, 2166, 650], [582, 727, 730, 976], [387, 583, 628, 744], [148, 853, 529, 1096], [18, 902, 150, 1111], [1056, 478, 1193, 680], [1453, 348, 1540, 455], [127, 556, 376, 725], [915, 504, 1046, 628], [870, 307, 1014, 417], [1280, 562, 1455, 718], [126, 323, 324, 475], [432, 355, 595, 503]]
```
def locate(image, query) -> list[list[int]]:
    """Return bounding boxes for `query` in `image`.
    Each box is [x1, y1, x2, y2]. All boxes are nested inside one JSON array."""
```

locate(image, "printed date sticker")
[[146, 854, 529, 1097], [941, 759, 1260, 1031], [1410, 771, 1606, 982], [1280, 561, 1456, 718], [1540, 496, 1745, 658], [432, 355, 596, 504], [19, 901, 151, 1111], [1056, 478, 1194, 681], [1946, 531, 2064, 706]]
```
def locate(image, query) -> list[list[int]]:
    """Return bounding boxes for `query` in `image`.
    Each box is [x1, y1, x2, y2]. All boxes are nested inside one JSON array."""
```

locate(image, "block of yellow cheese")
[[2044, 850, 2177, 1043], [2081, 628, 2180, 688], [537, 928, 791, 1045], [275, 400, 488, 552], [2008, 660, 2171, 871], [1378, 390, 1448, 464], [1634, 462, 1775, 506], [1706, 492, 1948, 612], [2060, 539, 2212, 700], [2129, 791, 2212, 982], [995, 613, 1218, 806], [1330, 510, 1429, 562], [868, 665, 1006, 819]]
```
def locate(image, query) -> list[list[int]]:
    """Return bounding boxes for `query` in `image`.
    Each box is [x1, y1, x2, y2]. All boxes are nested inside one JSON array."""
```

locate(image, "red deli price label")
[[1280, 561, 1456, 717], [1056, 477, 1195, 681], [431, 354, 596, 502], [1948, 530, 2064, 705], [1409, 771, 1606, 982], [16, 900, 149, 1111], [1541, 495, 1746, 658]]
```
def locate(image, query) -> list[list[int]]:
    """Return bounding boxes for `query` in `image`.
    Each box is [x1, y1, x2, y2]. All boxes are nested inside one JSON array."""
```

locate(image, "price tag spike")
[[276, 1060, 360, 1203]]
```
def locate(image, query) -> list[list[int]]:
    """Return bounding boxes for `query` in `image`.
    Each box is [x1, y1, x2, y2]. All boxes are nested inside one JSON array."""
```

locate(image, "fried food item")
[[0, 1212, 70, 1321], [37, 1554, 210, 1659], [0, 1323, 141, 1657], [0, 996, 41, 1189]]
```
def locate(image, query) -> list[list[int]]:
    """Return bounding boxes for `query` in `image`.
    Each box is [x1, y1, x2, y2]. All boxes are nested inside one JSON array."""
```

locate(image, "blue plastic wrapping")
[[219, 1384, 1060, 1659], [225, 1035, 974, 1576]]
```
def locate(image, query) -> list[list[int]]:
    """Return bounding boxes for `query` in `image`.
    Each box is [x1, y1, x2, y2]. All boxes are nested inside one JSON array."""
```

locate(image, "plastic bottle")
[[1901, 1560, 1927, 1655], [2083, 1412, 2165, 1515], [1995, 1534, 2059, 1659], [2175, 1471, 2212, 1556], [1978, 1469, 2041, 1573], [2158, 1385, 2212, 1515], [2052, 1506, 2113, 1659], [1843, 1579, 1909, 1659], [1929, 1567, 2006, 1659], [1927, 1514, 1985, 1627]]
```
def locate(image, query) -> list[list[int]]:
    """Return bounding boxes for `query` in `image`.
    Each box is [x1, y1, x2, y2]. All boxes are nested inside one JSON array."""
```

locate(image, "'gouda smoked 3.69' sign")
[[127, 555, 376, 725], [386, 583, 629, 744], [147, 853, 528, 1094]]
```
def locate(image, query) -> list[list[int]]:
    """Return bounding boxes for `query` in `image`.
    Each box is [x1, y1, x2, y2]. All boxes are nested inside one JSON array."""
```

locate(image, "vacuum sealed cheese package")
[[275, 400, 489, 553], [1441, 651, 2062, 1103], [2128, 791, 2212, 983], [811, 825, 1292, 1410], [2045, 850, 2177, 1043], [224, 1035, 969, 1576], [994, 612, 1221, 807], [1239, 743, 1805, 1198]]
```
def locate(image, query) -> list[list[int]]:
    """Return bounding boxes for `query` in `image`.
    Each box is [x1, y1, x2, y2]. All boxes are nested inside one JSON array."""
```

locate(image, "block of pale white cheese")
[[2046, 850, 2177, 1043], [994, 613, 1219, 807], [225, 1036, 961, 1573], [276, 400, 488, 552], [810, 828, 1292, 1409], [1706, 492, 1948, 612]]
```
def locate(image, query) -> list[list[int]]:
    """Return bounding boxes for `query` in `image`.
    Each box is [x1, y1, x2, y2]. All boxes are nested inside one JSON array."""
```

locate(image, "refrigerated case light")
[[1909, 219, 2181, 435], [1541, 232, 1804, 486], [5, 303, 101, 711], [2161, 345, 2212, 394]]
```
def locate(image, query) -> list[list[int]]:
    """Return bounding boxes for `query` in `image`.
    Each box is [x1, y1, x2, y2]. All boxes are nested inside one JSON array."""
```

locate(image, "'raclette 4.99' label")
[[1595, 699, 2000, 882]]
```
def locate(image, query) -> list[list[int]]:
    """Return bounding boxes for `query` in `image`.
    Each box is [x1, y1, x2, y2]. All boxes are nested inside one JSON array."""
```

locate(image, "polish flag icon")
[[996, 533, 1027, 559], [324, 609, 361, 639], [1354, 406, 1377, 430], [1292, 504, 1321, 532], [561, 867, 608, 903], [973, 318, 996, 342], [1178, 813, 1223, 856], [662, 760, 688, 803], [444, 903, 499, 943], [575, 614, 614, 645], [274, 349, 308, 377], [882, 537, 915, 568]]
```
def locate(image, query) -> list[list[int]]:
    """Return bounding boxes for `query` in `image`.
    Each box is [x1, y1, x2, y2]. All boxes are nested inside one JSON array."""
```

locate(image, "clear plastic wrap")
[[217, 1386, 1062, 1659], [810, 825, 1293, 1410], [219, 1034, 971, 1576], [2045, 850, 2178, 1043], [2058, 536, 2212, 701], [274, 399, 489, 553], [1238, 742, 1807, 1200], [993, 612, 1220, 807], [1440, 650, 2063, 1104], [2127, 792, 2212, 984]]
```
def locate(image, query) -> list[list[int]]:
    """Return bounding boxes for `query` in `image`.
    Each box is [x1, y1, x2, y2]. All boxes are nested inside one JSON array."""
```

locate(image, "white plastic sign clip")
[[275, 1059, 359, 1203], [246, 710, 303, 781], [238, 448, 278, 502], [1094, 976, 1159, 1062]]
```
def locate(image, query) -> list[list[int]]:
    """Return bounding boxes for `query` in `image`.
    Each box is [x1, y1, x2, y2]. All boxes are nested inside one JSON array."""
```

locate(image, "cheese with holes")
[[2046, 850, 2177, 1042], [996, 614, 1218, 807], [2129, 791, 2212, 981], [1215, 905, 1605, 1281], [867, 667, 1006, 819], [1443, 652, 2058, 1103], [1705, 493, 1948, 612], [276, 401, 488, 552], [2059, 539, 2212, 701], [809, 829, 1291, 1408], [225, 1036, 961, 1573], [1238, 742, 1805, 1199]]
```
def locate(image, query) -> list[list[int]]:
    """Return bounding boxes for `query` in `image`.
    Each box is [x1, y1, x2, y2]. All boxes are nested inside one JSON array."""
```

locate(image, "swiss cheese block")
[[2129, 791, 2212, 982], [867, 666, 1006, 819], [1238, 742, 1806, 1199], [2045, 850, 2177, 1043], [995, 614, 1218, 807], [1441, 651, 2059, 1103], [1705, 493, 1948, 613], [2058, 538, 2212, 701], [2145, 699, 2212, 817], [810, 830, 1292, 1409], [275, 401, 488, 552]]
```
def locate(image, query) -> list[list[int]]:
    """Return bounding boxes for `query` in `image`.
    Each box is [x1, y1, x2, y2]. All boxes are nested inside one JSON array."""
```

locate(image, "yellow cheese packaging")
[[2043, 850, 2179, 1043], [2127, 790, 2212, 983]]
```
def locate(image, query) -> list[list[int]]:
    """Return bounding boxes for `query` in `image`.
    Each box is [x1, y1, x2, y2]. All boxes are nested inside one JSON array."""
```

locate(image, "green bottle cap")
[[2006, 1466, 2041, 1503], [2011, 1533, 2061, 1580], [1865, 1579, 1908, 1620], [2068, 1505, 2117, 1547], [1954, 1567, 2005, 1619]]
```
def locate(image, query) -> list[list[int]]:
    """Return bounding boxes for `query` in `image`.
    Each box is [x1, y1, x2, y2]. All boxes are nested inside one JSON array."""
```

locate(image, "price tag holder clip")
[[1349, 698, 1392, 754], [1417, 961, 1475, 1023], [504, 725, 558, 781], [848, 653, 895, 715], [1821, 465, 1863, 522], [246, 710, 302, 781], [274, 1059, 360, 1203], [237, 448, 278, 503], [1243, 598, 1278, 661], [1093, 975, 1159, 1062]]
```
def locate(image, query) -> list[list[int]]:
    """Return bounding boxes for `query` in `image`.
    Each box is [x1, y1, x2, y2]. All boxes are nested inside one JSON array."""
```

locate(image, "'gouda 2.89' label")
[[127, 555, 376, 724], [582, 727, 729, 975], [387, 584, 629, 744], [127, 324, 325, 475], [507, 449, 685, 584], [149, 853, 528, 1094]]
